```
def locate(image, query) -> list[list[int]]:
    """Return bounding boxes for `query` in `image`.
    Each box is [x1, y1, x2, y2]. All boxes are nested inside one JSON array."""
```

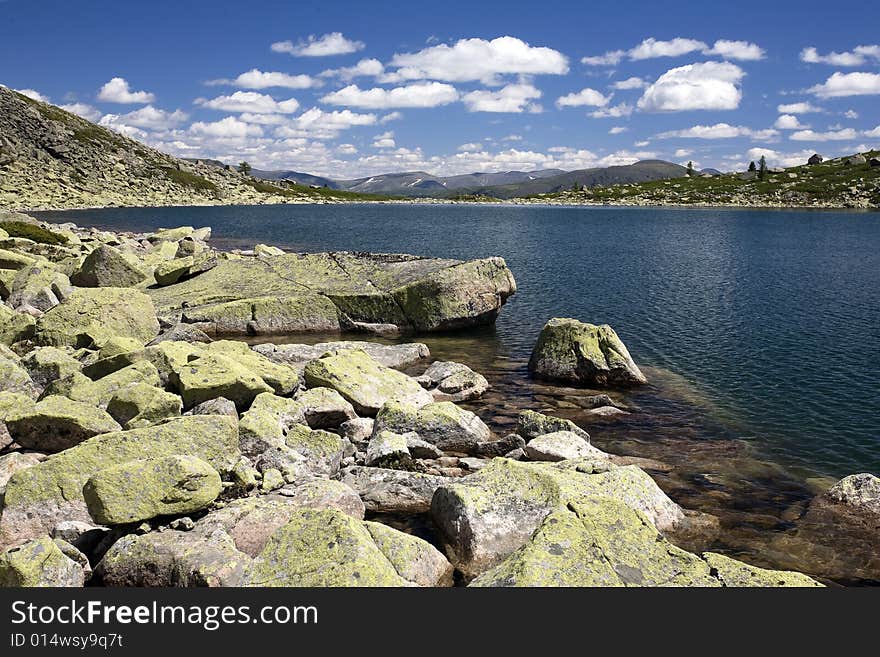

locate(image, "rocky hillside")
[[527, 152, 880, 209], [0, 87, 385, 210]]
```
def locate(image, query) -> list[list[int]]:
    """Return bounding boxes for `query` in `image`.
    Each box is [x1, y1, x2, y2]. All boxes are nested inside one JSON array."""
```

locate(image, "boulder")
[[529, 318, 647, 386], [340, 417, 374, 442], [472, 434, 526, 458], [238, 393, 306, 458], [83, 455, 222, 525], [516, 409, 590, 443], [0, 304, 35, 345], [364, 521, 454, 587], [0, 536, 84, 587], [20, 346, 81, 390], [0, 354, 38, 397], [204, 341, 299, 396], [34, 288, 159, 348], [169, 352, 273, 410], [366, 430, 412, 467], [0, 451, 44, 490], [188, 396, 238, 418], [43, 361, 162, 407], [374, 400, 491, 453], [283, 424, 345, 477], [6, 396, 122, 452], [702, 552, 822, 587], [106, 383, 182, 429], [8, 263, 72, 312], [416, 360, 489, 401], [70, 244, 148, 288], [81, 336, 146, 379], [243, 508, 407, 586], [340, 466, 449, 513], [0, 415, 240, 547], [146, 322, 211, 346], [294, 386, 357, 429], [817, 472, 880, 518], [255, 340, 430, 369], [523, 431, 609, 462], [303, 349, 432, 416], [154, 256, 194, 286]]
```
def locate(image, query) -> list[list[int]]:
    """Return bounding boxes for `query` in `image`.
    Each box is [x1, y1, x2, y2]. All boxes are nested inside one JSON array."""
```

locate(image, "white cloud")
[[208, 69, 320, 89], [800, 45, 880, 66], [99, 105, 188, 131], [746, 147, 820, 168], [379, 111, 403, 124], [458, 142, 482, 152], [502, 134, 523, 141], [863, 125, 880, 138], [196, 91, 300, 114], [809, 72, 880, 97], [59, 102, 101, 122], [630, 37, 708, 60], [657, 123, 778, 140], [609, 126, 628, 134], [612, 77, 647, 90], [15, 88, 49, 102], [774, 114, 807, 129], [589, 103, 633, 118], [635, 140, 651, 147], [321, 58, 385, 82], [372, 130, 396, 148], [704, 39, 765, 61], [844, 109, 859, 119], [276, 108, 377, 139], [337, 143, 358, 155], [777, 101, 823, 114], [190, 117, 264, 138], [556, 87, 610, 108], [385, 36, 568, 84], [322, 82, 459, 109], [789, 128, 858, 141], [581, 50, 625, 66], [271, 33, 365, 57], [638, 62, 745, 112], [462, 83, 542, 113], [97, 77, 155, 104], [674, 148, 693, 157], [237, 113, 290, 125]]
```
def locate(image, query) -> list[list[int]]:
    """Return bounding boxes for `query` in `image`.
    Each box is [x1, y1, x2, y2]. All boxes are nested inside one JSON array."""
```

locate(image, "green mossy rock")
[[294, 386, 357, 429], [34, 287, 159, 348], [0, 536, 84, 587], [238, 392, 306, 458], [364, 521, 454, 587], [529, 318, 647, 387], [0, 248, 37, 270], [6, 395, 122, 452], [205, 341, 299, 396], [154, 256, 194, 286], [8, 263, 72, 312], [243, 508, 407, 587], [0, 354, 37, 397], [180, 294, 342, 336], [43, 361, 162, 407], [0, 304, 35, 346], [0, 268, 16, 298], [365, 430, 411, 467], [82, 336, 147, 379], [0, 415, 240, 546], [106, 382, 182, 429], [170, 352, 273, 410], [283, 424, 345, 475], [374, 400, 491, 452], [303, 349, 432, 416], [20, 346, 81, 389], [83, 455, 222, 525], [70, 244, 149, 288], [517, 409, 590, 443], [145, 340, 205, 385], [701, 552, 823, 587]]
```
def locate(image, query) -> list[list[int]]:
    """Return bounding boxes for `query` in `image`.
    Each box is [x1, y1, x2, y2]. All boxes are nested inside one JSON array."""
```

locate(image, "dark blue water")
[[37, 204, 880, 480]]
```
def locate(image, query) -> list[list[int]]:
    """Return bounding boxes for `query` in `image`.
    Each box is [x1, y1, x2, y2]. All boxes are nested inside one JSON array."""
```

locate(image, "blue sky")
[[2, 0, 879, 178]]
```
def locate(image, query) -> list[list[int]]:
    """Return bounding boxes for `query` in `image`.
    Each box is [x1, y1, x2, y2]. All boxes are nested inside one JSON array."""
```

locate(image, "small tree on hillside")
[[758, 155, 767, 180], [686, 161, 695, 176], [238, 161, 252, 176], [748, 161, 757, 172]]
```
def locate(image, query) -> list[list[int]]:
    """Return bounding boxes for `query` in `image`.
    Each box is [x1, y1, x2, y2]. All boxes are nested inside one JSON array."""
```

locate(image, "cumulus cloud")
[[609, 126, 628, 134], [462, 84, 542, 113], [190, 117, 264, 138], [207, 69, 320, 89], [800, 45, 880, 66], [271, 32, 365, 57], [15, 88, 49, 102], [863, 125, 880, 138], [789, 128, 858, 141], [556, 87, 610, 108], [704, 39, 765, 61], [809, 71, 880, 97], [379, 111, 403, 124], [637, 62, 745, 112], [777, 102, 823, 114], [630, 37, 707, 60], [99, 105, 189, 131], [746, 147, 823, 168], [612, 77, 648, 90], [59, 102, 102, 122], [321, 82, 459, 109], [844, 109, 859, 119], [674, 148, 693, 157], [581, 50, 625, 66], [321, 58, 385, 82], [276, 108, 377, 139], [774, 114, 808, 129], [196, 91, 300, 114], [97, 77, 155, 104], [657, 123, 778, 140], [384, 36, 568, 84], [583, 37, 764, 66], [337, 143, 358, 155], [589, 103, 633, 118]]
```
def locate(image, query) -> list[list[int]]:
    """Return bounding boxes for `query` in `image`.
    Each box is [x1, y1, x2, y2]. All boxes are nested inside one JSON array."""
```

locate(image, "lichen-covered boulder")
[[256, 341, 430, 370], [170, 352, 273, 410], [529, 318, 647, 387], [366, 430, 411, 467], [0, 415, 240, 547], [43, 361, 162, 408], [374, 400, 491, 453], [517, 409, 590, 443], [145, 340, 204, 385], [523, 431, 609, 462], [431, 459, 685, 577], [303, 349, 432, 416], [154, 256, 194, 286], [702, 552, 822, 587], [0, 354, 37, 397], [34, 288, 159, 348], [0, 536, 84, 587], [364, 521, 454, 587], [0, 451, 44, 490], [283, 424, 345, 476], [83, 455, 222, 525], [341, 466, 449, 514], [70, 244, 148, 288], [81, 336, 147, 379], [294, 386, 357, 429], [6, 395, 122, 452], [188, 396, 238, 418], [0, 304, 36, 345], [243, 508, 407, 586], [96, 529, 249, 587], [20, 346, 81, 390], [106, 383, 182, 429], [204, 341, 299, 396], [238, 393, 306, 458], [416, 361, 489, 402], [8, 263, 72, 312]]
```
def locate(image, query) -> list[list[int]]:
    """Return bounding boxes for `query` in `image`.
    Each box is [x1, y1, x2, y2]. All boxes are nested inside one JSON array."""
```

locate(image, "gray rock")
[[71, 245, 148, 288], [517, 409, 590, 443], [0, 536, 85, 587], [365, 521, 454, 587], [6, 396, 122, 452], [374, 400, 492, 453], [340, 465, 450, 514], [188, 396, 238, 419], [523, 431, 610, 462], [340, 417, 374, 442], [417, 360, 489, 401], [294, 386, 357, 429], [255, 340, 430, 370], [366, 430, 412, 467]]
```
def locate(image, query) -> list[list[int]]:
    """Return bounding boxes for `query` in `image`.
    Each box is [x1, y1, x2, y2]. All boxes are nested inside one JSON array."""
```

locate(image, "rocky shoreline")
[[0, 210, 877, 587]]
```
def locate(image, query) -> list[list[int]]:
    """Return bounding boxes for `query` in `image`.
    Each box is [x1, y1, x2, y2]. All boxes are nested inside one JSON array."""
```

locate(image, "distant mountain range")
[[242, 161, 691, 199]]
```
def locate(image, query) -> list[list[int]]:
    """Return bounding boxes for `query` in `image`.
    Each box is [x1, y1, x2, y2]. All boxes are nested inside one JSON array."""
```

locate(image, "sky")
[[1, 0, 879, 179]]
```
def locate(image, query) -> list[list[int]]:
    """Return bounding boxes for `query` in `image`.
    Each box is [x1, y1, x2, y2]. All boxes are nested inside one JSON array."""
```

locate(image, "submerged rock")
[[529, 318, 646, 387]]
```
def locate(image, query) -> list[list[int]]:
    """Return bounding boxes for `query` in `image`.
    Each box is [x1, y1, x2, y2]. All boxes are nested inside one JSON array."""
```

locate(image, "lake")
[[35, 202, 880, 579]]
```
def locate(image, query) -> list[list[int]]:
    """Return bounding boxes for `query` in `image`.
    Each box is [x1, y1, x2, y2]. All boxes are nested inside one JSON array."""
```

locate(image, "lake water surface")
[[36, 203, 880, 581]]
